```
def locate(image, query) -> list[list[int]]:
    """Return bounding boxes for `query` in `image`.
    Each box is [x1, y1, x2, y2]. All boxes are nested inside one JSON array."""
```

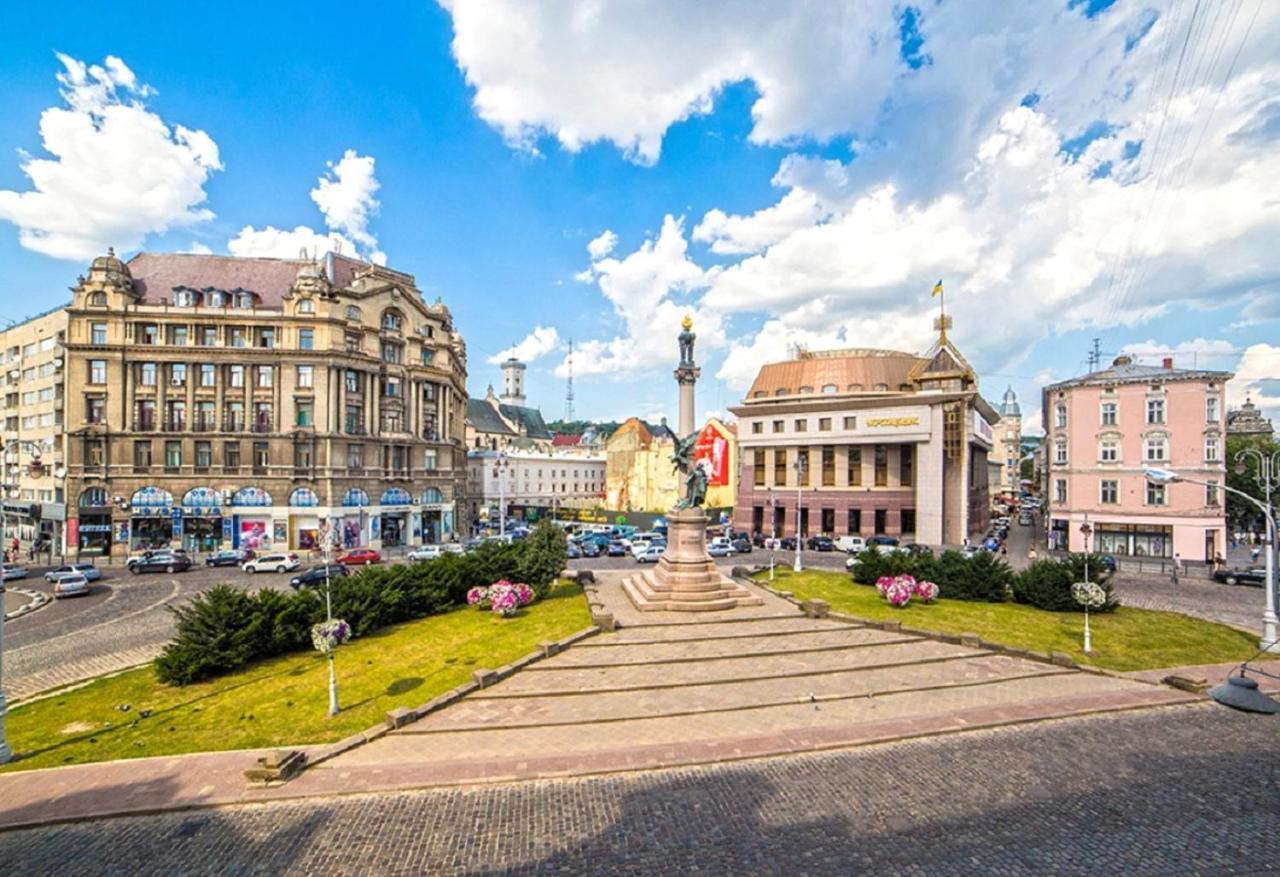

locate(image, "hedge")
[[1011, 555, 1119, 613], [155, 521, 568, 686]]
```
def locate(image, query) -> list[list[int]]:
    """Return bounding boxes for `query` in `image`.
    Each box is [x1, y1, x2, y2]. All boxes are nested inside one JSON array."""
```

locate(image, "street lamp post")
[[321, 517, 340, 716], [793, 456, 806, 573], [1146, 468, 1278, 651], [495, 453, 510, 537], [1080, 516, 1094, 653], [767, 487, 776, 582]]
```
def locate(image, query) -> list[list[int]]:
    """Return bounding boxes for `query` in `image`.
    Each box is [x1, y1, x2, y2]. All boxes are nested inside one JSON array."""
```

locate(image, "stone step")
[[401, 654, 1075, 732], [622, 571, 765, 613], [549, 627, 899, 667], [579, 618, 864, 647], [481, 638, 969, 697], [609, 612, 803, 631], [334, 672, 1163, 768]]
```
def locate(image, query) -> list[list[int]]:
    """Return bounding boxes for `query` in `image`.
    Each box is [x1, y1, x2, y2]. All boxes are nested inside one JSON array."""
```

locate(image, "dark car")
[[731, 537, 752, 554], [1213, 567, 1266, 587], [566, 542, 582, 560], [205, 549, 249, 567], [902, 543, 933, 557], [606, 540, 627, 557], [1097, 554, 1118, 572], [290, 564, 349, 589], [806, 535, 835, 552], [127, 552, 192, 574], [580, 541, 602, 558], [868, 535, 900, 548], [780, 536, 799, 551]]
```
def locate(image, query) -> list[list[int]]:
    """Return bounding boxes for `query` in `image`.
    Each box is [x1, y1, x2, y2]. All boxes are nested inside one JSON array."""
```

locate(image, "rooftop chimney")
[[1162, 357, 1174, 369]]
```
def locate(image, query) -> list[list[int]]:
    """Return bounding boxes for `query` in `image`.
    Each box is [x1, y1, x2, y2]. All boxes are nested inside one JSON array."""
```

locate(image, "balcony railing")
[[223, 418, 246, 432], [162, 419, 185, 432], [345, 423, 367, 436], [252, 420, 273, 434], [193, 418, 218, 432], [131, 419, 157, 432]]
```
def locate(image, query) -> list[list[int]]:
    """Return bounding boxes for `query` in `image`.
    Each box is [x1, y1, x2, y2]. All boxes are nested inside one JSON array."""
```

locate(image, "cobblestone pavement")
[[1114, 574, 1264, 634], [1, 704, 1275, 876]]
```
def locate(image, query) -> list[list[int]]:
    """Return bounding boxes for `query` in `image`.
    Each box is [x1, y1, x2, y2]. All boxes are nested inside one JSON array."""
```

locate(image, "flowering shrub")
[[481, 580, 537, 617], [913, 580, 939, 603], [883, 579, 912, 608], [466, 586, 492, 609], [310, 618, 352, 653]]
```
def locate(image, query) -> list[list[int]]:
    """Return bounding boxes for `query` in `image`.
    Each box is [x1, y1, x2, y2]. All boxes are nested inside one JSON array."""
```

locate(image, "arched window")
[[848, 383, 864, 392], [874, 383, 889, 391], [798, 385, 814, 394], [346, 305, 362, 321], [774, 388, 789, 397], [79, 487, 110, 508], [421, 487, 443, 504], [381, 309, 403, 332], [297, 299, 315, 314], [88, 291, 107, 307], [821, 384, 837, 394]]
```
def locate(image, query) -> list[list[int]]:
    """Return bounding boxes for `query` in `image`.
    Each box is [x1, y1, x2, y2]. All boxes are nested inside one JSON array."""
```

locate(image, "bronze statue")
[[671, 432, 708, 509]]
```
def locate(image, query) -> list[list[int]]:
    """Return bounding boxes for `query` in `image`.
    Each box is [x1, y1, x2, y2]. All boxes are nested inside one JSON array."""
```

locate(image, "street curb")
[[4, 586, 51, 620]]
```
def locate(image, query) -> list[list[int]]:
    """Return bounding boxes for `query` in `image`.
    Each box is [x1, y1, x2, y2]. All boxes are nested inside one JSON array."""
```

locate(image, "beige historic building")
[[996, 386, 1023, 495], [605, 417, 679, 512], [731, 323, 999, 546], [0, 307, 69, 553], [62, 250, 469, 558]]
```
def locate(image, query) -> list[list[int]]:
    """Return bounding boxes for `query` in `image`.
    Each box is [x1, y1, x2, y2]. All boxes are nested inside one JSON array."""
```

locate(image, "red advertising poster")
[[67, 518, 78, 546], [694, 424, 730, 487]]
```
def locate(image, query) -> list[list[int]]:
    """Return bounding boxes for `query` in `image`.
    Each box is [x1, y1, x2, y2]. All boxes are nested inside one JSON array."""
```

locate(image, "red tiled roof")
[[126, 252, 389, 308], [552, 434, 582, 447]]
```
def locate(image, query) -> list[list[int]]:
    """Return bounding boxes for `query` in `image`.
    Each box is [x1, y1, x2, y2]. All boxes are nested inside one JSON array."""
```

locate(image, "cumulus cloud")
[[0, 54, 221, 260], [586, 229, 618, 260], [488, 325, 561, 364], [1228, 344, 1280, 418], [228, 149, 385, 263], [1121, 338, 1239, 367]]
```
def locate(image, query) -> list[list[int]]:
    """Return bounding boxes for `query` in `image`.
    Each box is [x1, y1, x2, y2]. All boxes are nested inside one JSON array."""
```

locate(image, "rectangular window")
[[1100, 479, 1118, 504], [796, 449, 810, 486], [1146, 482, 1166, 506], [89, 359, 106, 385], [848, 447, 862, 486], [347, 443, 363, 469], [751, 422, 763, 435], [345, 370, 359, 393], [253, 442, 269, 470], [196, 401, 216, 430], [136, 400, 156, 430], [294, 443, 313, 468], [382, 376, 401, 397], [345, 333, 361, 353], [1100, 440, 1118, 463], [229, 365, 244, 388], [171, 326, 188, 346], [224, 442, 240, 471], [296, 400, 313, 427], [899, 444, 913, 488], [165, 401, 185, 431], [874, 444, 888, 487], [794, 418, 807, 433], [1205, 435, 1220, 462], [818, 417, 832, 432], [133, 440, 151, 469], [847, 508, 861, 534], [1147, 398, 1165, 424], [140, 362, 156, 386], [843, 416, 857, 430], [1100, 402, 1117, 426], [297, 365, 313, 388], [1145, 437, 1167, 462], [230, 327, 246, 348], [1206, 397, 1219, 422], [1206, 480, 1220, 506], [771, 420, 784, 434], [195, 441, 212, 470], [1054, 440, 1068, 465], [345, 404, 363, 434], [170, 363, 187, 386], [1055, 478, 1067, 503], [86, 396, 105, 424], [91, 322, 107, 345], [821, 446, 835, 487], [1055, 404, 1067, 428], [753, 450, 766, 487], [256, 366, 273, 388], [774, 448, 787, 486], [381, 341, 402, 364], [199, 326, 217, 346], [164, 440, 182, 469], [199, 363, 215, 387], [424, 449, 438, 470], [258, 329, 275, 349], [141, 325, 158, 345], [254, 402, 272, 432], [224, 401, 244, 431], [299, 329, 314, 350]]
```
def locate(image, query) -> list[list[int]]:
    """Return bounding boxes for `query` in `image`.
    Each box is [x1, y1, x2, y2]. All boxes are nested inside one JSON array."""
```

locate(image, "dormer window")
[[381, 309, 403, 332], [297, 299, 315, 315], [774, 388, 789, 397], [798, 385, 814, 394], [821, 384, 837, 394], [88, 292, 107, 307], [207, 290, 226, 307], [874, 383, 889, 391], [346, 305, 362, 321], [174, 289, 198, 307], [235, 292, 255, 309]]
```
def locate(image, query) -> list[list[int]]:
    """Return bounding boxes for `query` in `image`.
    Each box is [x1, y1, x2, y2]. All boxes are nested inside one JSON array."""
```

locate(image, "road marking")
[[7, 578, 181, 654]]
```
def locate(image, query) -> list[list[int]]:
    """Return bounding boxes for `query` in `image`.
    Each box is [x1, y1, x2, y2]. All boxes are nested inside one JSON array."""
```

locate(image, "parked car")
[[242, 553, 301, 574], [866, 535, 900, 551], [780, 536, 799, 551], [834, 535, 866, 554], [44, 563, 101, 583], [902, 543, 933, 558], [1018, 513, 1034, 526], [566, 542, 583, 560], [440, 542, 465, 555], [731, 536, 753, 554], [338, 548, 382, 566], [408, 545, 443, 562], [2, 563, 28, 581], [806, 535, 835, 552], [205, 549, 250, 568], [580, 540, 602, 558], [290, 564, 349, 589], [607, 540, 628, 557], [1213, 567, 1266, 587], [127, 553, 192, 574], [52, 574, 91, 599], [707, 538, 735, 558], [636, 544, 664, 563]]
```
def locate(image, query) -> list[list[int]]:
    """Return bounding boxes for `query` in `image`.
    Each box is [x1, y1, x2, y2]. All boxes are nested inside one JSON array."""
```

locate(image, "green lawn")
[[2, 582, 591, 773], [762, 568, 1265, 672]]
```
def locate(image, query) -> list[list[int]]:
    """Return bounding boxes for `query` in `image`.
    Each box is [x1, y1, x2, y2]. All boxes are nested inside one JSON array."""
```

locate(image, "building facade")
[[605, 417, 679, 512], [466, 448, 606, 529], [63, 250, 469, 558], [465, 382, 554, 453], [1042, 355, 1232, 562], [730, 328, 998, 546], [1227, 395, 1273, 438], [996, 386, 1023, 495], [0, 307, 69, 553]]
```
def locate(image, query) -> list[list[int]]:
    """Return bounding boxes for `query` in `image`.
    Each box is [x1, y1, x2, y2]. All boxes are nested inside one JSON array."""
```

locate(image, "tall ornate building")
[[1227, 395, 1273, 438], [62, 250, 469, 557], [997, 385, 1023, 494]]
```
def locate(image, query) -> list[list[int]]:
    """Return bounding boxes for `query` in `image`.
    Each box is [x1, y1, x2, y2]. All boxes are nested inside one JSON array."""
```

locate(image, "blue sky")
[[1, 1, 1278, 432]]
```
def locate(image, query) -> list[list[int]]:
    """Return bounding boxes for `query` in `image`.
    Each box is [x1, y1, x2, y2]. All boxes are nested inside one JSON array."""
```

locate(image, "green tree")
[[1226, 434, 1280, 532], [518, 519, 569, 597]]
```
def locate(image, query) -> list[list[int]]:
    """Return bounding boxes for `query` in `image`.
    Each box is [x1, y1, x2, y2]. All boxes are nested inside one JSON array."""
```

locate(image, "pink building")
[[1042, 355, 1232, 563]]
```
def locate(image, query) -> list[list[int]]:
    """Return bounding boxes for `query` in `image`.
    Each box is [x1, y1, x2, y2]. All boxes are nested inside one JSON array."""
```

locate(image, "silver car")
[[45, 563, 102, 583], [52, 574, 91, 598], [2, 564, 28, 582]]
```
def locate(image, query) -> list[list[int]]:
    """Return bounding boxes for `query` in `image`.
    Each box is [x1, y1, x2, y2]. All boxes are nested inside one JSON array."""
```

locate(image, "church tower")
[[500, 357, 527, 407]]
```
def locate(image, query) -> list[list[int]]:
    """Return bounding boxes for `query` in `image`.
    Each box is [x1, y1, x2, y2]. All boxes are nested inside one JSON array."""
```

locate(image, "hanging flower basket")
[[311, 618, 352, 654], [476, 580, 537, 617], [1071, 581, 1107, 610]]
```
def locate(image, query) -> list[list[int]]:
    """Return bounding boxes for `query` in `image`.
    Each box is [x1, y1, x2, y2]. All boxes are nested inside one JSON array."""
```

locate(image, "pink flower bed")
[[875, 574, 937, 608], [470, 580, 537, 617]]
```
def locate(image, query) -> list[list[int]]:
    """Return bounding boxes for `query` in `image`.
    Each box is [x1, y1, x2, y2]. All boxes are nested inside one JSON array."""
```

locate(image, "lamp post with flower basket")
[[1072, 580, 1107, 653], [313, 518, 349, 716]]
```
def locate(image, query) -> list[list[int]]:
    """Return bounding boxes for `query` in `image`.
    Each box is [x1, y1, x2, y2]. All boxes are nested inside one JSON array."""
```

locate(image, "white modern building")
[[466, 448, 606, 529]]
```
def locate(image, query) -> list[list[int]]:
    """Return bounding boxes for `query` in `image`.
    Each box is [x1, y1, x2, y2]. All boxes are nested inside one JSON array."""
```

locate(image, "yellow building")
[[605, 418, 679, 512]]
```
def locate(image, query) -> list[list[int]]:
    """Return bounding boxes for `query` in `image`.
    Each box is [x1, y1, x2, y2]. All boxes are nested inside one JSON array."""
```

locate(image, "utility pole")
[[564, 338, 575, 423], [793, 455, 806, 573], [1086, 337, 1101, 372]]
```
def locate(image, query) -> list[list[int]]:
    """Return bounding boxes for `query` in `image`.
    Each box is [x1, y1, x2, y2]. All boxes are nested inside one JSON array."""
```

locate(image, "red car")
[[338, 548, 382, 566]]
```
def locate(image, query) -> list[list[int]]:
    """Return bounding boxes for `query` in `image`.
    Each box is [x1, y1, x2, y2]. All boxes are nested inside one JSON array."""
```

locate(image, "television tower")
[[564, 337, 575, 422]]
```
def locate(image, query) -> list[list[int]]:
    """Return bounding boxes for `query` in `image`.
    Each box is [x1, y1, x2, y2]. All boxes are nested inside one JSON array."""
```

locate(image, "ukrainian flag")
[[932, 279, 944, 297]]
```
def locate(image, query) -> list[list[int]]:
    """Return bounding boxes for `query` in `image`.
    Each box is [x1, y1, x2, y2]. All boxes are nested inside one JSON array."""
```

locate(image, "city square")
[[0, 2, 1279, 874]]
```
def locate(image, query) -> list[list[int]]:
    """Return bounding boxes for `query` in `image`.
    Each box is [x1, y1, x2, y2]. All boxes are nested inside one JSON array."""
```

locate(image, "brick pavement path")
[[1, 704, 1276, 876]]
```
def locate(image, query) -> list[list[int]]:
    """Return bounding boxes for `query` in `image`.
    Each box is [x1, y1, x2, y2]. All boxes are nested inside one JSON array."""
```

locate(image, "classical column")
[[673, 315, 700, 439]]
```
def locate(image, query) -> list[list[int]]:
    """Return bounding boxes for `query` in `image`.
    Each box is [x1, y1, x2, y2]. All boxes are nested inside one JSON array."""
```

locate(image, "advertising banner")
[[695, 424, 730, 487]]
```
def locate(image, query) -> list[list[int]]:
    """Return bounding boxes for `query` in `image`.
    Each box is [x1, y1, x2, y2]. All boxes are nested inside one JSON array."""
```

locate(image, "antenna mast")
[[564, 337, 575, 422], [1086, 337, 1101, 372]]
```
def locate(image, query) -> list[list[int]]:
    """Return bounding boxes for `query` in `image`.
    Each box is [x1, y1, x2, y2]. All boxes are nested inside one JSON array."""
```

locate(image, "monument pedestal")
[[622, 508, 763, 612]]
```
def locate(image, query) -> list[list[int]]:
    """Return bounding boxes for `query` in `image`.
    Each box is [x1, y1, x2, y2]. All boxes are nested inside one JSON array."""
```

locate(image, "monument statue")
[[671, 433, 708, 509], [677, 314, 696, 366]]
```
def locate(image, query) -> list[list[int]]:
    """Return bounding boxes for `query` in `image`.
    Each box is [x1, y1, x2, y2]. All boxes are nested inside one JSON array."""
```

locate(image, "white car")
[[2, 563, 28, 582], [53, 574, 91, 598], [636, 544, 664, 563], [242, 553, 301, 574], [45, 563, 102, 583], [834, 535, 866, 554], [408, 545, 442, 561]]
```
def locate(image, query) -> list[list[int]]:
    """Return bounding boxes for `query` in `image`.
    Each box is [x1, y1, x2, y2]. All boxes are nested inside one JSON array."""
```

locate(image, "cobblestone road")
[[1, 704, 1275, 876]]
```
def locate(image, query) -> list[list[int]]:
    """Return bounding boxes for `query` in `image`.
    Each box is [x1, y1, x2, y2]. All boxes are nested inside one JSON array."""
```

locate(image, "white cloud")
[[693, 190, 827, 255], [0, 54, 221, 260], [586, 230, 618, 260], [1121, 338, 1238, 366], [228, 149, 385, 263], [184, 242, 213, 255], [1228, 344, 1280, 420], [488, 325, 560, 364]]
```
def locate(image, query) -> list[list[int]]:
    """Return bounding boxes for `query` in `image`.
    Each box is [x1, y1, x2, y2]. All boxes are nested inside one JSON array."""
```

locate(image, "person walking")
[[1028, 546, 1038, 561]]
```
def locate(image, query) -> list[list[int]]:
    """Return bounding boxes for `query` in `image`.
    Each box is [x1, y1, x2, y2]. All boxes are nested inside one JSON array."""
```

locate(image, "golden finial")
[[681, 314, 693, 331]]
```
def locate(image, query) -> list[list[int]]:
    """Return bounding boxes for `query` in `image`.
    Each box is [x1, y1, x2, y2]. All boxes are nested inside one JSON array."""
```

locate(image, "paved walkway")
[[2, 705, 1276, 876]]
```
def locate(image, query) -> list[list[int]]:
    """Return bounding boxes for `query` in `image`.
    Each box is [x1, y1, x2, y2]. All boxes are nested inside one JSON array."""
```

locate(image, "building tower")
[[999, 385, 1023, 493], [500, 357, 526, 407]]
